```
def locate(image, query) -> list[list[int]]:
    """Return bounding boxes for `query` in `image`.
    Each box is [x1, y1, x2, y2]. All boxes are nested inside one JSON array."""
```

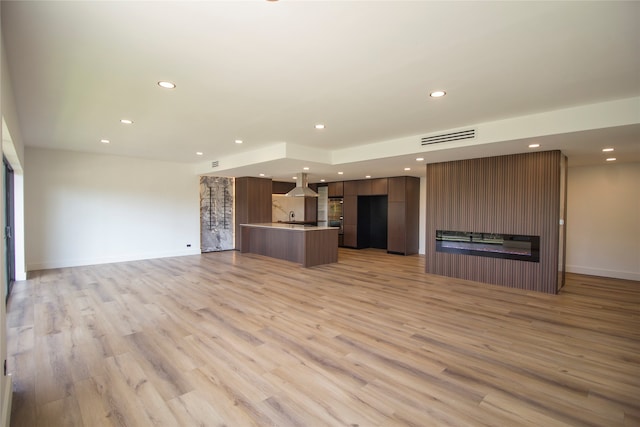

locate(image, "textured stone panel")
[[200, 176, 234, 252]]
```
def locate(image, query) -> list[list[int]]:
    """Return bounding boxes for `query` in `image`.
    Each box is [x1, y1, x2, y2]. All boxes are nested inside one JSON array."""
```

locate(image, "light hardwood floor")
[[6, 249, 640, 426]]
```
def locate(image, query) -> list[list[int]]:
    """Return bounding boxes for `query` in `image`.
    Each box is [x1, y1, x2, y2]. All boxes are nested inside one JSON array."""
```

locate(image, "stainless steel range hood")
[[285, 172, 318, 197]]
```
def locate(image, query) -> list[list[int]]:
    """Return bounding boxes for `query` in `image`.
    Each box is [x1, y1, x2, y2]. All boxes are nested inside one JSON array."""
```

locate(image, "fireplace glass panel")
[[436, 230, 540, 262]]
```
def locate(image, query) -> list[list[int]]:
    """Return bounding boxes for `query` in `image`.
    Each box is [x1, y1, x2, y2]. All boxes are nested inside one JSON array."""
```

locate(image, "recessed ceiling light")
[[235, 139, 243, 144], [196, 152, 203, 156], [365, 175, 371, 179], [120, 119, 133, 124], [529, 143, 540, 148], [602, 148, 614, 152], [404, 167, 411, 171], [158, 81, 176, 89], [338, 171, 344, 175], [259, 173, 265, 177], [606, 157, 617, 162], [320, 179, 325, 182], [429, 90, 446, 98], [416, 157, 424, 161], [315, 124, 325, 130], [100, 139, 110, 144], [303, 167, 309, 170]]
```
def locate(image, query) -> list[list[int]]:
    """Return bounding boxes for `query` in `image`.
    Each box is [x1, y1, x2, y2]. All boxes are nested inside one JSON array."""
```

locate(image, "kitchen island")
[[240, 223, 339, 267]]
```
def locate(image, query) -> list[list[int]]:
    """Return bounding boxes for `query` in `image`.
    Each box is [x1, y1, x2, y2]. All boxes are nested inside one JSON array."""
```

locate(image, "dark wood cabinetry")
[[341, 177, 414, 250], [371, 178, 388, 195], [266, 175, 417, 252], [387, 202, 406, 252], [328, 181, 343, 197], [272, 181, 295, 194], [342, 195, 358, 247], [304, 197, 318, 223], [343, 180, 358, 196], [388, 176, 407, 202], [241, 224, 338, 267], [272, 181, 319, 194], [349, 178, 388, 196], [387, 176, 420, 255], [235, 177, 272, 250], [237, 175, 417, 254], [357, 180, 372, 195]]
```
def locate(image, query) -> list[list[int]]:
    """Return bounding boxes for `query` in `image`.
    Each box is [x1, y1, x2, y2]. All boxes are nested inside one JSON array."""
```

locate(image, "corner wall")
[[25, 147, 201, 270], [1, 6, 15, 425], [426, 151, 562, 293], [566, 162, 640, 281]]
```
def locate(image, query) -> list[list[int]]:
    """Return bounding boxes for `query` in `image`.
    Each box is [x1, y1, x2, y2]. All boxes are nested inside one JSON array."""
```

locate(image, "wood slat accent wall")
[[426, 151, 563, 294]]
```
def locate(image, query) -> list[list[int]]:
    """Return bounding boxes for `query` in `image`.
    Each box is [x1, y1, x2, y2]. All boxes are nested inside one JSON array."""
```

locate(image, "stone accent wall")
[[200, 176, 234, 252]]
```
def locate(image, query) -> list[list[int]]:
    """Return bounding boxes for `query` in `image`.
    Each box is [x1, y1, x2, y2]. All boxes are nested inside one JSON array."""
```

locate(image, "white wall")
[[1, 10, 14, 424], [11, 173, 25, 281], [25, 147, 201, 270], [566, 162, 640, 281]]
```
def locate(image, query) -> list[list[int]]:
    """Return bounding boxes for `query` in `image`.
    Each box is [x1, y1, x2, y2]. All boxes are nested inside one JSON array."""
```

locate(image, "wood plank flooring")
[[6, 249, 640, 426]]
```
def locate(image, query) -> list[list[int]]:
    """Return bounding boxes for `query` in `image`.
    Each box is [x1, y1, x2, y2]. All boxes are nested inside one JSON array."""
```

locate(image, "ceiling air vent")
[[421, 129, 475, 146], [211, 160, 219, 168]]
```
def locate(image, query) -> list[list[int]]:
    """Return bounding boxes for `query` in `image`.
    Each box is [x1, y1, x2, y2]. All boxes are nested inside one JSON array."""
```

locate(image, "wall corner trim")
[[1, 374, 13, 427]]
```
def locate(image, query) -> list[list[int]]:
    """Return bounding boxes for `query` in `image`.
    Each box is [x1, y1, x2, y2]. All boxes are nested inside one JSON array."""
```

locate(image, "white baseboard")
[[1, 375, 12, 427], [26, 248, 202, 272], [566, 265, 640, 282]]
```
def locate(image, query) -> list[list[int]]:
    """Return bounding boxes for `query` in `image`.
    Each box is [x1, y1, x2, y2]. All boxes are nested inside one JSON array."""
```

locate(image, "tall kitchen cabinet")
[[387, 176, 420, 255], [235, 177, 272, 251], [342, 181, 358, 247]]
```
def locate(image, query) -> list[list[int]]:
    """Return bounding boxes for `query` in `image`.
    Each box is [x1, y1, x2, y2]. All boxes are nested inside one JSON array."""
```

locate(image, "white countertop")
[[241, 223, 339, 231]]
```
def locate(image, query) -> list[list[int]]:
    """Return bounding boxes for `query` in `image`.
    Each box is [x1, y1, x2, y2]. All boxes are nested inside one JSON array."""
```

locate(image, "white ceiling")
[[2, 1, 639, 183]]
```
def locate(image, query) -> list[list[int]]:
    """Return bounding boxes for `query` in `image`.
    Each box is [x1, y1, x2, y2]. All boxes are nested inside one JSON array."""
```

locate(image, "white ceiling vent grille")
[[211, 160, 219, 168], [421, 129, 475, 146]]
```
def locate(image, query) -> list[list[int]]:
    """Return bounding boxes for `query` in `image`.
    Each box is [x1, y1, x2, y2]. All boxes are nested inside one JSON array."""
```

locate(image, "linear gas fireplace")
[[436, 230, 540, 262]]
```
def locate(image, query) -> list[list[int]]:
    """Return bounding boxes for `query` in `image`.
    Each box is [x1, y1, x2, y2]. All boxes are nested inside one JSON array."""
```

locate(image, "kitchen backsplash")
[[272, 194, 305, 222]]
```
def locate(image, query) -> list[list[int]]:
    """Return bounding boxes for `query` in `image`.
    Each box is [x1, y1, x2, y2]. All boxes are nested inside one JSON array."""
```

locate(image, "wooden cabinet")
[[371, 178, 388, 195], [346, 178, 388, 196], [272, 181, 295, 194], [343, 180, 358, 196], [328, 181, 343, 197], [273, 181, 319, 195], [357, 179, 372, 195], [342, 195, 358, 248], [387, 202, 406, 253], [387, 176, 420, 255], [344, 178, 388, 196], [241, 224, 338, 267], [304, 197, 318, 223], [324, 176, 418, 253], [235, 177, 272, 250], [388, 176, 407, 202]]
